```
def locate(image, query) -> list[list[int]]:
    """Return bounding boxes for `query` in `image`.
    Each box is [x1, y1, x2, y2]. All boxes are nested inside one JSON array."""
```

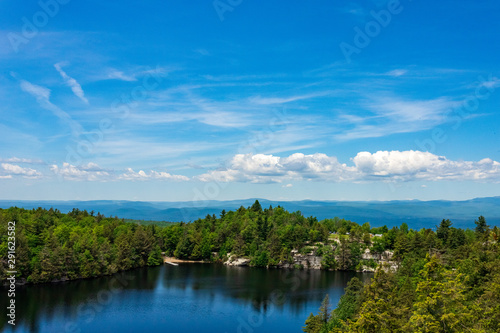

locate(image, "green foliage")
[[124, 219, 177, 227], [329, 277, 364, 329], [251, 250, 269, 267], [0, 207, 164, 283], [302, 295, 332, 333], [335, 238, 352, 270], [319, 294, 331, 323], [155, 201, 357, 267], [475, 215, 489, 238], [303, 313, 323, 333], [320, 247, 336, 270], [304, 215, 500, 333]]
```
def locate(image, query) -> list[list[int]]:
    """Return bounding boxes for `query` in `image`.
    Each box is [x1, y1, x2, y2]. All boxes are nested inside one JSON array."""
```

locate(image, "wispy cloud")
[[106, 70, 138, 82], [100, 65, 174, 82], [54, 62, 89, 104], [479, 76, 500, 89], [333, 96, 459, 141], [15, 75, 84, 136], [249, 92, 330, 105], [385, 69, 408, 77], [93, 138, 229, 166], [0, 157, 45, 164]]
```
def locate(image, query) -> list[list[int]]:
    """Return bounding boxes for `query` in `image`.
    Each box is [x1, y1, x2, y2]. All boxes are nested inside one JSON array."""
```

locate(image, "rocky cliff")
[[223, 247, 395, 272]]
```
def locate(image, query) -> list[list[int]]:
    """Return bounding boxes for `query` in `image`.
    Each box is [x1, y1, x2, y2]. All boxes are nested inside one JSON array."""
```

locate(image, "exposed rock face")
[[281, 253, 322, 269], [361, 249, 394, 261], [360, 249, 397, 272], [223, 248, 397, 271], [224, 253, 251, 266]]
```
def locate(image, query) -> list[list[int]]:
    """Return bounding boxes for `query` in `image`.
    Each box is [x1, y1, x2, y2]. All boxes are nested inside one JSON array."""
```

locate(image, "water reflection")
[[1, 264, 372, 333], [160, 264, 370, 314]]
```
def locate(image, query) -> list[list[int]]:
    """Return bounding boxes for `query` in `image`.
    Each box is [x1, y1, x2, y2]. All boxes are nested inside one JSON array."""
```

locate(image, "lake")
[[1, 264, 372, 333]]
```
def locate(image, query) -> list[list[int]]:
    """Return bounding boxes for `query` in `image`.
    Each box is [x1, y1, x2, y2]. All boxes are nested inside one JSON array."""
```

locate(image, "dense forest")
[[2, 202, 499, 331], [1, 201, 381, 282], [303, 216, 500, 332], [0, 207, 164, 283]]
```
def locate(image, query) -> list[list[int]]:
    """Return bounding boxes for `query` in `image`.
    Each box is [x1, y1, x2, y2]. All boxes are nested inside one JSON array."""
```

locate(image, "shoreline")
[[163, 257, 208, 264]]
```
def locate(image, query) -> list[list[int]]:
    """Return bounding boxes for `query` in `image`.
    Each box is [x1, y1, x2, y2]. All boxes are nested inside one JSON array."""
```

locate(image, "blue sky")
[[1, 0, 500, 202]]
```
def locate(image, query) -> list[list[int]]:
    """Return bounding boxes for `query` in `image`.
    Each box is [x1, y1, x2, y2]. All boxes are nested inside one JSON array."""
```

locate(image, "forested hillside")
[[2, 201, 499, 333], [0, 207, 164, 283], [0, 201, 390, 283], [303, 217, 500, 333]]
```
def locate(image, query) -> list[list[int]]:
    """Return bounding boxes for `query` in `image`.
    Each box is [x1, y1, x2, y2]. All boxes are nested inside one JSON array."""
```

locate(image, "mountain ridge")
[[1, 196, 499, 229]]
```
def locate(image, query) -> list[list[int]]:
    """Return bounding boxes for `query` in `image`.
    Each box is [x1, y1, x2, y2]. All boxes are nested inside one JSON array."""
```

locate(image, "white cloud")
[[198, 151, 500, 183], [106, 70, 138, 82], [385, 69, 408, 77], [50, 163, 111, 181], [249, 92, 328, 105], [102, 66, 172, 82], [334, 96, 458, 141], [17, 77, 84, 136], [54, 63, 89, 104], [19, 79, 51, 101], [480, 76, 500, 89], [197, 153, 355, 183], [0, 157, 44, 164], [118, 168, 189, 181], [49, 162, 189, 182], [352, 151, 500, 181], [1, 163, 42, 179]]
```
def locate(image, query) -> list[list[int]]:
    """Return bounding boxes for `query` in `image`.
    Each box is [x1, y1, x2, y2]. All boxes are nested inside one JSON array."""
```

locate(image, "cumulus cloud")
[[118, 168, 190, 181], [50, 163, 189, 182], [50, 162, 111, 181], [54, 63, 89, 104], [1, 163, 42, 179], [352, 151, 500, 181], [197, 151, 500, 183], [197, 153, 356, 183]]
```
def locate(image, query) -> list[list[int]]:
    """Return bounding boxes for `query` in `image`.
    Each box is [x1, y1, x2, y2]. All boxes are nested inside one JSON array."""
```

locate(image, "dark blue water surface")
[[2, 264, 371, 333]]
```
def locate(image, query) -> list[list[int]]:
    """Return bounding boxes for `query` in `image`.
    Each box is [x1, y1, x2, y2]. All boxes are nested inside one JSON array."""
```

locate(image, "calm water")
[[1, 264, 371, 333]]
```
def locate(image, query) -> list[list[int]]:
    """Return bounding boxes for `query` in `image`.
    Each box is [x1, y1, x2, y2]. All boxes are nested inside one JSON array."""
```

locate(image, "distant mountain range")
[[1, 197, 499, 229]]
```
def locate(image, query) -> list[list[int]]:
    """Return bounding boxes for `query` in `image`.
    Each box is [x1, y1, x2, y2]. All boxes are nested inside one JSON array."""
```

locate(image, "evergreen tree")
[[319, 294, 331, 324], [475, 215, 489, 237]]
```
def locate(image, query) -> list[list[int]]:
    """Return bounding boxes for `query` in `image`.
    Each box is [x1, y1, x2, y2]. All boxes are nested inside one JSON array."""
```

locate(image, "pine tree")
[[475, 215, 489, 237], [319, 294, 331, 323]]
